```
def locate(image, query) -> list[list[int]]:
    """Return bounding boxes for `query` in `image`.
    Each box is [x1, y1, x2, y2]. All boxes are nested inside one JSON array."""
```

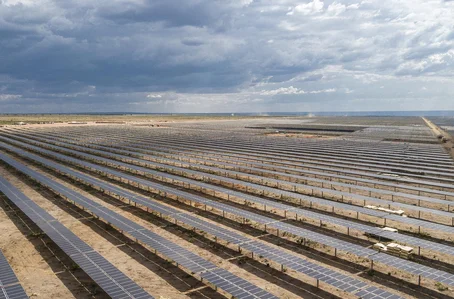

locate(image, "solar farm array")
[[0, 117, 453, 299]]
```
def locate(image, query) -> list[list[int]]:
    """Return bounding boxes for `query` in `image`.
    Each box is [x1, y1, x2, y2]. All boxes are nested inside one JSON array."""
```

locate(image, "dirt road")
[[422, 117, 454, 160]]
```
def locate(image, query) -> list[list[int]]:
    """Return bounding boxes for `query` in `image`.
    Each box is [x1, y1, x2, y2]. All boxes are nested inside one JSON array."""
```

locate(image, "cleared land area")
[[1, 115, 454, 299]]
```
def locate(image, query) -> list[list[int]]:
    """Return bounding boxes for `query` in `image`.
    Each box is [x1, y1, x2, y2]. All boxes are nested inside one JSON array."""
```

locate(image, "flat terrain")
[[1, 115, 454, 299], [0, 114, 272, 126]]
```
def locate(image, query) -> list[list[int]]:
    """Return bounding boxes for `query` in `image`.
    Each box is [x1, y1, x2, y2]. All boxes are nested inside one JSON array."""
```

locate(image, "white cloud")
[[0, 94, 22, 101], [287, 0, 324, 15], [259, 86, 338, 96], [146, 93, 163, 98], [309, 88, 336, 94], [326, 2, 346, 16], [260, 86, 305, 96]]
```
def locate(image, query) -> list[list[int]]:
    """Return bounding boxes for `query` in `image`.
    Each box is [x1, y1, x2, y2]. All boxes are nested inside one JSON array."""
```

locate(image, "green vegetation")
[[435, 282, 448, 292], [69, 263, 81, 271], [29, 232, 45, 238]]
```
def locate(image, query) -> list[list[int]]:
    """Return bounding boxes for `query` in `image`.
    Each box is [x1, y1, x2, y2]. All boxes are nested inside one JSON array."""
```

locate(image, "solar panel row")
[[0, 250, 27, 299], [0, 152, 276, 299], [1, 141, 453, 292], [0, 174, 152, 299], [1, 285, 28, 299]]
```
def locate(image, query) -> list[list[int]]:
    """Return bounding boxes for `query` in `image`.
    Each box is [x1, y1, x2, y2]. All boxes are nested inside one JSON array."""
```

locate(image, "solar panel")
[[2, 134, 454, 292], [0, 175, 153, 299], [266, 221, 376, 258], [240, 241, 372, 294], [354, 286, 402, 299], [373, 253, 454, 287], [1, 284, 28, 299], [127, 228, 217, 273], [71, 251, 153, 299], [384, 214, 454, 234], [0, 153, 276, 299], [173, 213, 251, 245], [0, 252, 21, 288], [41, 221, 94, 257], [200, 268, 279, 299]]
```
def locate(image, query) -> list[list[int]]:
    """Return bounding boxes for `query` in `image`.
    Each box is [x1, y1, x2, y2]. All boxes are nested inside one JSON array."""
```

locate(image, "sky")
[[1, 0, 454, 113]]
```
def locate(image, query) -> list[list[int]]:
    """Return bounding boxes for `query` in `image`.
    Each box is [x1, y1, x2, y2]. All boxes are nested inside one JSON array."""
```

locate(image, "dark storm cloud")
[[97, 0, 231, 29], [1, 0, 454, 112]]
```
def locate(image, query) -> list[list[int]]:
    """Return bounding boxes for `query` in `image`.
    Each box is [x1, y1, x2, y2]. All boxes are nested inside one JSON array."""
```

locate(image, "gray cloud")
[[1, 0, 454, 113]]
